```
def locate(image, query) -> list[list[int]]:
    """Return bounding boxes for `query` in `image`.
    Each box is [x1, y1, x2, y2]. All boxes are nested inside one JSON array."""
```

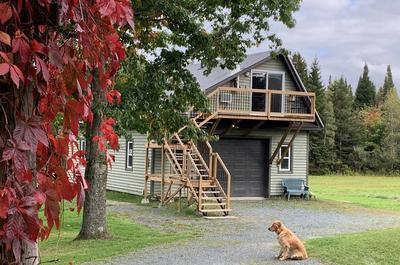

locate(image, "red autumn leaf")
[[12, 31, 31, 63], [34, 56, 50, 82], [0, 3, 12, 24], [0, 63, 10, 75], [2, 140, 30, 172], [44, 189, 60, 231], [0, 31, 11, 46], [13, 116, 49, 151], [107, 90, 121, 105], [31, 40, 46, 55], [10, 65, 24, 88], [0, 192, 9, 219]]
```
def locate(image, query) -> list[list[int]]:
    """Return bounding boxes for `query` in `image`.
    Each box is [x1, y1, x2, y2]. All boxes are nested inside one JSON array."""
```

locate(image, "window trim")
[[278, 144, 292, 173], [126, 140, 134, 170], [79, 139, 86, 151], [250, 70, 286, 112]]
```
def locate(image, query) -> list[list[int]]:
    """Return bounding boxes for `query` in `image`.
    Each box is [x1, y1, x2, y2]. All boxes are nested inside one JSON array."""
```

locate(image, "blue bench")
[[282, 178, 309, 201]]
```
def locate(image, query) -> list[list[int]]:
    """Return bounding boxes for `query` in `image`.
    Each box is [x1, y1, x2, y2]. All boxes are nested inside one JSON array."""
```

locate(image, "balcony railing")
[[207, 87, 316, 122]]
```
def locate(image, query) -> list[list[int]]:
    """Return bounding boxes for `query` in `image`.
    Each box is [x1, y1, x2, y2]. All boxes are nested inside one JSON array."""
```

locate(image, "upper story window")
[[126, 140, 134, 170], [252, 72, 267, 89], [268, 73, 283, 91], [279, 144, 291, 172]]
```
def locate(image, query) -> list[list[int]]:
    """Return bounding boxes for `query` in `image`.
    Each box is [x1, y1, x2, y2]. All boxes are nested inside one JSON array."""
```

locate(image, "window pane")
[[268, 74, 283, 90], [252, 72, 266, 89], [128, 142, 133, 150], [281, 158, 289, 170], [280, 146, 289, 159], [128, 156, 133, 167]]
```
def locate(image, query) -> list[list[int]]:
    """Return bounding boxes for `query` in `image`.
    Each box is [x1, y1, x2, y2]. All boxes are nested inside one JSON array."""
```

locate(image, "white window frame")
[[250, 70, 285, 113], [126, 140, 134, 170], [278, 144, 291, 172], [79, 139, 86, 151]]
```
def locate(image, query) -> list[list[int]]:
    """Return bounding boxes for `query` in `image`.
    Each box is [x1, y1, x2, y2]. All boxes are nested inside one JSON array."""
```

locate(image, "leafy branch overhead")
[[114, 0, 302, 141]]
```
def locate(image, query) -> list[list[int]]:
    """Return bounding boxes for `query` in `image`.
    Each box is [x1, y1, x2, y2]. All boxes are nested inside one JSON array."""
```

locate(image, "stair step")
[[201, 203, 226, 207], [200, 208, 232, 212], [202, 197, 225, 200], [202, 190, 221, 194]]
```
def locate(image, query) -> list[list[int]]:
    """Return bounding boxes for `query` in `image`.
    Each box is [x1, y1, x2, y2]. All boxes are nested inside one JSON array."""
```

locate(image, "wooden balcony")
[[207, 87, 316, 122]]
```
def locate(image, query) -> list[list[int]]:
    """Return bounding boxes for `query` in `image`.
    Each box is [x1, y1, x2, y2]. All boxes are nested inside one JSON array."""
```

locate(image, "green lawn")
[[310, 175, 400, 212], [307, 228, 400, 265], [307, 175, 400, 265], [39, 200, 195, 264]]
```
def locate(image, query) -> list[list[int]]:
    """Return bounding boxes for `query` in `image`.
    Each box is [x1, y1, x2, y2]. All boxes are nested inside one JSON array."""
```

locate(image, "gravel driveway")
[[87, 199, 400, 265]]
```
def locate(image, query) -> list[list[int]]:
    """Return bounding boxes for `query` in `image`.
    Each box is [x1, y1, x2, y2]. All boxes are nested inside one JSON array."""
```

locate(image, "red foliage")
[[0, 0, 133, 262]]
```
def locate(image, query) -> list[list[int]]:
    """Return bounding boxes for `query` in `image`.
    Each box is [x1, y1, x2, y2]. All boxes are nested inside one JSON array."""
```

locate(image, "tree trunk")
[[77, 69, 109, 239]]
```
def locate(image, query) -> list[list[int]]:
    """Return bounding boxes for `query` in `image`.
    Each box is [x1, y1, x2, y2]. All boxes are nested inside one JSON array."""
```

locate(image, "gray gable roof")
[[188, 51, 324, 129], [187, 51, 270, 92]]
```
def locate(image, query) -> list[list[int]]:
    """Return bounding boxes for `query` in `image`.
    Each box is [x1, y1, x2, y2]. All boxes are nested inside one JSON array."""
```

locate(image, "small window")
[[220, 91, 232, 103], [79, 139, 86, 151], [279, 144, 291, 172], [126, 140, 134, 170]]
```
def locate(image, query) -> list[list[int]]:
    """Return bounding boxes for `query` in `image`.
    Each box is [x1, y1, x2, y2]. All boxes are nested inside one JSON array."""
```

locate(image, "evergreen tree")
[[291, 52, 308, 87], [305, 59, 337, 174], [377, 65, 396, 104], [308, 58, 325, 114], [380, 89, 400, 171], [354, 64, 376, 108], [330, 78, 359, 171]]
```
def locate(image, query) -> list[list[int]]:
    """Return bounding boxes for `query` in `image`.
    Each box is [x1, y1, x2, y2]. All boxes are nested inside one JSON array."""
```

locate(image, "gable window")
[[126, 140, 134, 170], [279, 144, 291, 172]]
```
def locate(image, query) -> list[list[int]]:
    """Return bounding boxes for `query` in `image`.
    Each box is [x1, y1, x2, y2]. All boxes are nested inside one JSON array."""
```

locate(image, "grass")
[[310, 175, 400, 212], [306, 175, 400, 265], [107, 190, 198, 216], [307, 228, 400, 265], [39, 201, 195, 264]]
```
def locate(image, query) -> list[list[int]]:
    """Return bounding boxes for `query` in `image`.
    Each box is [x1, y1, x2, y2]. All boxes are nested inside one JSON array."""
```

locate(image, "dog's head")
[[268, 220, 283, 233]]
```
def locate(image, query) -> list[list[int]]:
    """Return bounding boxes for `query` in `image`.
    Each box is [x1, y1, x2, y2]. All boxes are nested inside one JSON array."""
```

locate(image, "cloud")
[[252, 0, 400, 91]]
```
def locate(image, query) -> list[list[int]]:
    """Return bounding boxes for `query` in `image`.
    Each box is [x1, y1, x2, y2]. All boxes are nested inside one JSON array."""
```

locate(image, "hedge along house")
[[106, 52, 323, 216]]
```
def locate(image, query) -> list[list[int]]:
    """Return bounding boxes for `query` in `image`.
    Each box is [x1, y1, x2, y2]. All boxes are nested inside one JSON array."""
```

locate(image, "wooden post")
[[160, 144, 165, 206], [178, 188, 182, 212], [142, 146, 150, 204]]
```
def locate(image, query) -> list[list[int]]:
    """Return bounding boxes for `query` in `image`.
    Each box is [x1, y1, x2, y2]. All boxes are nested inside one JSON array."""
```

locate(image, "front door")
[[269, 73, 284, 113], [251, 72, 267, 111]]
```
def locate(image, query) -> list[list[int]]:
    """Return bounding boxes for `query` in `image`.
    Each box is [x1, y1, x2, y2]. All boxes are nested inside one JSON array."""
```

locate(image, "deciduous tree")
[[0, 1, 133, 263], [112, 0, 302, 142]]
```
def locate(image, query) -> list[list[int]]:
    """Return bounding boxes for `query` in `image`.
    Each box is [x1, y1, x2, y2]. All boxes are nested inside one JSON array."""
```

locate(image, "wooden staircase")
[[164, 127, 232, 216]]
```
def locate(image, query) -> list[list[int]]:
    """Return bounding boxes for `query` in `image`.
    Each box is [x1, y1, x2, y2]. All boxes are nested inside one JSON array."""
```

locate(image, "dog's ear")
[[275, 220, 282, 227]]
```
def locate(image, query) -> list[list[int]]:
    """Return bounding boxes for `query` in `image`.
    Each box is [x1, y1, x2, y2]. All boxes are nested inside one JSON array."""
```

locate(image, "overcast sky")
[[250, 0, 399, 91]]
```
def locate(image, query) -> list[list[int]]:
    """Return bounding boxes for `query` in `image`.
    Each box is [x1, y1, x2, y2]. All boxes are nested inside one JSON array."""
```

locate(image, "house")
[[106, 52, 323, 215]]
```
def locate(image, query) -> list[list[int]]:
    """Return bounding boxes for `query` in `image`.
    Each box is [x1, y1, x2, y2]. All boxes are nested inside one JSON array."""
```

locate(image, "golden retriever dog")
[[268, 220, 308, 261]]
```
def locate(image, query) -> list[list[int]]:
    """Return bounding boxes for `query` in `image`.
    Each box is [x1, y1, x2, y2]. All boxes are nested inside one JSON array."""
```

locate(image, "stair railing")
[[212, 153, 231, 210], [186, 151, 203, 210]]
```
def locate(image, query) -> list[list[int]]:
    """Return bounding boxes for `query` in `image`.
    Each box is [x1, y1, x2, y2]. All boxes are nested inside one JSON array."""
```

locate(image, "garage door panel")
[[212, 139, 268, 197]]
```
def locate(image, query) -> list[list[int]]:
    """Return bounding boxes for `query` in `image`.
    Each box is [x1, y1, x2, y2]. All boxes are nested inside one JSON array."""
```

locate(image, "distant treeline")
[[292, 53, 400, 175]]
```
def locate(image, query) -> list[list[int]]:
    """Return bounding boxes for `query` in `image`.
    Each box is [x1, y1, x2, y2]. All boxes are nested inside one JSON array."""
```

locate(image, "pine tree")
[[308, 58, 325, 114], [377, 65, 396, 104], [354, 64, 376, 108], [291, 52, 308, 87], [330, 78, 359, 171], [306, 59, 337, 174]]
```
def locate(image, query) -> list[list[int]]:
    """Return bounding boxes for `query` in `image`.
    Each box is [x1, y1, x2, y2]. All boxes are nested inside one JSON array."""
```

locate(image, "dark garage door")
[[212, 139, 268, 197]]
